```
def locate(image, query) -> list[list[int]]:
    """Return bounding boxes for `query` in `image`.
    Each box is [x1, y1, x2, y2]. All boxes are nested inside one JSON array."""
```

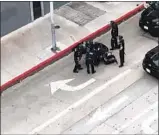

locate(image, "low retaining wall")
[[0, 4, 144, 92]]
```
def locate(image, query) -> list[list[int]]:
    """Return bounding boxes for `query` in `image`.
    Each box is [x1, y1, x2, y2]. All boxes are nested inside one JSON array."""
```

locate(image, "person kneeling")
[[103, 52, 118, 65]]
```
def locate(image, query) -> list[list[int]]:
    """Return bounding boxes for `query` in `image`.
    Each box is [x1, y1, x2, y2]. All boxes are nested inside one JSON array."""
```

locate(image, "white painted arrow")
[[50, 78, 96, 94]]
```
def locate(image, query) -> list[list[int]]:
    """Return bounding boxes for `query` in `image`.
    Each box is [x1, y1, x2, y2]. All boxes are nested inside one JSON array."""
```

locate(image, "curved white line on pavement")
[[62, 78, 96, 91], [29, 69, 132, 134], [50, 78, 96, 94]]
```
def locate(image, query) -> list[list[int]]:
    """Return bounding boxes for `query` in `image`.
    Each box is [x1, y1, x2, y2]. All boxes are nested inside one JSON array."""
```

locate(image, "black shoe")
[[115, 60, 118, 64], [119, 65, 123, 68], [79, 67, 83, 70], [87, 71, 90, 74], [94, 63, 99, 66], [73, 70, 78, 73], [110, 48, 114, 50], [92, 71, 96, 74]]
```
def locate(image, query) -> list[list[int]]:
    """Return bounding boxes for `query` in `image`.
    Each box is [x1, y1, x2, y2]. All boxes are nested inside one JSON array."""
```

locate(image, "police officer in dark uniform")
[[93, 42, 101, 66], [110, 20, 118, 37], [118, 35, 125, 67], [86, 46, 96, 74], [111, 36, 118, 50], [73, 46, 83, 73], [85, 40, 92, 53], [110, 21, 119, 50]]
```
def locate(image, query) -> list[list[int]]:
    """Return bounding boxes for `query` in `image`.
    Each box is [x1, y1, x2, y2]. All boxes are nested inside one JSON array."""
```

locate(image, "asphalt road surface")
[[1, 12, 158, 134]]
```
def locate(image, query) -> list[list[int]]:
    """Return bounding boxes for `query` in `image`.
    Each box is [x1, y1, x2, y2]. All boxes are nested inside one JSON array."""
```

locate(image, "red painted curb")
[[0, 4, 144, 92]]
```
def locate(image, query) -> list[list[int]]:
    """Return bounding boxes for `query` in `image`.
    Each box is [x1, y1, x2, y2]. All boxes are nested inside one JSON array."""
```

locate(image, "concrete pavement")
[[1, 13, 158, 134], [63, 74, 158, 134], [1, 2, 142, 85]]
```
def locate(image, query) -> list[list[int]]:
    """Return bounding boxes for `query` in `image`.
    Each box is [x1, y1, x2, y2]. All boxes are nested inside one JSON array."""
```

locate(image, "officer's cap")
[[110, 21, 115, 24]]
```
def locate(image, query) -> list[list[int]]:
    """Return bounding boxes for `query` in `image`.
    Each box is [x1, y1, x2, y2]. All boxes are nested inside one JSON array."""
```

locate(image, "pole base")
[[51, 47, 56, 52], [51, 46, 60, 52]]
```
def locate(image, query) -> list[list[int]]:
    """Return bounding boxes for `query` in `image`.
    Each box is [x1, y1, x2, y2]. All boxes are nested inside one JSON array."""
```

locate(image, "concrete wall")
[[0, 2, 69, 37], [1, 2, 31, 37]]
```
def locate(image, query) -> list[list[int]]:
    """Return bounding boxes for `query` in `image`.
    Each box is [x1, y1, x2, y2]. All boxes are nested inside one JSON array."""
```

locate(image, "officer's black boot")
[[92, 70, 96, 74], [119, 58, 123, 67], [86, 64, 90, 74], [119, 59, 124, 67], [73, 69, 78, 73], [73, 70, 78, 73], [91, 65, 96, 74], [119, 64, 123, 68], [115, 58, 118, 64], [78, 64, 83, 70], [73, 65, 78, 73]]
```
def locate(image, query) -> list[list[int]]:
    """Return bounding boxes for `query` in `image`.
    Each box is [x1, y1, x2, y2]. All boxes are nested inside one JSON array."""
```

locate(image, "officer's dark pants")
[[94, 53, 100, 66], [73, 61, 81, 72], [111, 37, 118, 50], [86, 60, 95, 74], [119, 50, 124, 66]]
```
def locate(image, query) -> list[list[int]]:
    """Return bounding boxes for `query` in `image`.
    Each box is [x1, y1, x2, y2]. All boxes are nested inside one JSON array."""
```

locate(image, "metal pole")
[[40, 1, 44, 17], [30, 2, 34, 21], [50, 1, 57, 51]]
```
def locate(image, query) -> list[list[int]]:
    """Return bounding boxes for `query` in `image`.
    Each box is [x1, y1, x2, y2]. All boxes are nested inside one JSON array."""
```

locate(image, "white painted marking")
[[107, 2, 121, 5], [86, 96, 129, 125], [112, 101, 158, 134], [50, 78, 73, 94], [131, 57, 143, 66], [29, 69, 132, 134], [142, 112, 158, 134], [50, 78, 96, 94], [70, 35, 76, 42]]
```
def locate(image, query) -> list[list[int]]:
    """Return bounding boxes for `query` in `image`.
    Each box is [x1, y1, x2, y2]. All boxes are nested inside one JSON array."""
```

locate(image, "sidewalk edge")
[[0, 4, 144, 92]]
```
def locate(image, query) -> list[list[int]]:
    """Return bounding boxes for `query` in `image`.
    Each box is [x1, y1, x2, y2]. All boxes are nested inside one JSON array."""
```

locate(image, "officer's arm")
[[116, 26, 118, 34], [79, 55, 82, 61], [123, 40, 125, 46], [120, 45, 123, 50], [118, 41, 121, 46]]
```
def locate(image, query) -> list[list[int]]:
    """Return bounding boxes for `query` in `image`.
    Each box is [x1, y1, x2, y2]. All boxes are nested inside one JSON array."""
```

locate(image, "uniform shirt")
[[86, 51, 94, 60], [74, 51, 82, 62]]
